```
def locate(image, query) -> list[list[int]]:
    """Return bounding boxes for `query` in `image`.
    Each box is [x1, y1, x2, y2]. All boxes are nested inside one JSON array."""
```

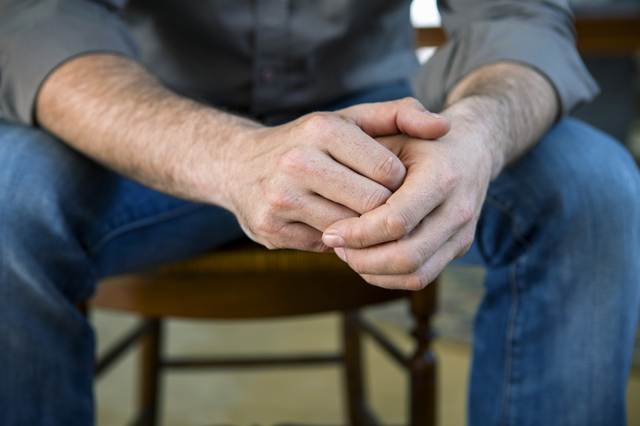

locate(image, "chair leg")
[[77, 300, 89, 318], [343, 310, 366, 425], [139, 318, 163, 426], [409, 281, 438, 426]]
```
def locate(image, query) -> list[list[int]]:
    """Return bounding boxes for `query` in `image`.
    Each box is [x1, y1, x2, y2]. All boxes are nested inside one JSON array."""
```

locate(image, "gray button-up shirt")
[[0, 0, 597, 126]]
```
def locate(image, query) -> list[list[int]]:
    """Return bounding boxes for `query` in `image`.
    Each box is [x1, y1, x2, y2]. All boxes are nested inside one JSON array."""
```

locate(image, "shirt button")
[[260, 67, 277, 84]]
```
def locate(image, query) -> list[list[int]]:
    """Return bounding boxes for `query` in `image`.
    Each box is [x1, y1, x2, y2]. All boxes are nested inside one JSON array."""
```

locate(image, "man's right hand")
[[222, 99, 450, 252]]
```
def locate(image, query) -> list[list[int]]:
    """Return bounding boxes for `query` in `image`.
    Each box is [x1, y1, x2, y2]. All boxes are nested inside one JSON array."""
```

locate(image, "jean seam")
[[485, 196, 532, 250], [87, 203, 205, 255], [484, 194, 526, 426], [499, 260, 520, 426]]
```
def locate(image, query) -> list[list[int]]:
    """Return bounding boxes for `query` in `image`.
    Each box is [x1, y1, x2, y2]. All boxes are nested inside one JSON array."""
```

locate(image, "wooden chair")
[[414, 15, 640, 54], [89, 240, 438, 426]]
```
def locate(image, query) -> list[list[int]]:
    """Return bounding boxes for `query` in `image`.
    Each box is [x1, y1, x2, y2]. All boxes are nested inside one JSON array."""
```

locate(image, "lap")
[[488, 117, 638, 216], [0, 116, 245, 279], [466, 117, 640, 426]]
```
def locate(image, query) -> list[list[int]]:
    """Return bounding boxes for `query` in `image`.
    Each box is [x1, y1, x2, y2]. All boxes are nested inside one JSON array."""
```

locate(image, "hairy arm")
[[445, 61, 558, 179], [323, 61, 558, 289], [36, 54, 260, 205], [36, 53, 449, 251]]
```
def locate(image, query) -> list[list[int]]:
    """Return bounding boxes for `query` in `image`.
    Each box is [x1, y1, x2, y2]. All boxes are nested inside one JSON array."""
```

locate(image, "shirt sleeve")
[[412, 0, 599, 117], [0, 0, 138, 125]]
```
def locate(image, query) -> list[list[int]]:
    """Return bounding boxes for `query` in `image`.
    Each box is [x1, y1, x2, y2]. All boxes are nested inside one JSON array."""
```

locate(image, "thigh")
[[468, 118, 640, 425], [0, 116, 243, 426], [0, 116, 245, 281]]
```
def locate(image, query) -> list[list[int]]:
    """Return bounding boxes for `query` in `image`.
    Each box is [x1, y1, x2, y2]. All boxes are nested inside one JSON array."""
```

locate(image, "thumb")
[[336, 97, 451, 140]]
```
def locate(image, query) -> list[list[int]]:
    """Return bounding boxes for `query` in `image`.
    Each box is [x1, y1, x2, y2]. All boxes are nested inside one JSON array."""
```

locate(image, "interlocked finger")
[[339, 200, 474, 275], [358, 229, 475, 290]]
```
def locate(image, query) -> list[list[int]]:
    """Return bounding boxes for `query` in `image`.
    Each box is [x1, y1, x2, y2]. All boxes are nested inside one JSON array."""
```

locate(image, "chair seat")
[[91, 244, 410, 319]]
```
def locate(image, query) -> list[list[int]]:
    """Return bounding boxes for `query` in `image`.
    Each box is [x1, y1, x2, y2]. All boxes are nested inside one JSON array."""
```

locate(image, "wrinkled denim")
[[467, 118, 640, 425], [0, 84, 639, 425]]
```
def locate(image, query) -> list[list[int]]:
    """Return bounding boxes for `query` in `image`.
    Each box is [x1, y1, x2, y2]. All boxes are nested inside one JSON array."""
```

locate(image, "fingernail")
[[429, 113, 451, 121], [334, 247, 347, 262], [323, 233, 345, 248]]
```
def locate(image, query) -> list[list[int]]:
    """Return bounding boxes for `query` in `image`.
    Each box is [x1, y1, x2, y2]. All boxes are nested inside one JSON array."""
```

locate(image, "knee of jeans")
[[485, 118, 640, 260], [560, 119, 640, 227], [523, 119, 640, 235]]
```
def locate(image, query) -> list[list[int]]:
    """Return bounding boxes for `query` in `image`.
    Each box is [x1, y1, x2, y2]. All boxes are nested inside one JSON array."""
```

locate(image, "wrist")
[[182, 108, 264, 209], [441, 96, 507, 181]]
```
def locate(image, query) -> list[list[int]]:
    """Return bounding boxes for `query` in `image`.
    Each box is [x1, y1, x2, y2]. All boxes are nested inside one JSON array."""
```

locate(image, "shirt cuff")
[[412, 20, 600, 117], [0, 2, 138, 126]]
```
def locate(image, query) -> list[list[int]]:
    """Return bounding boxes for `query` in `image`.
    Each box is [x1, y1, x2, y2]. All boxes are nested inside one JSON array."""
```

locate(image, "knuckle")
[[372, 156, 394, 183], [279, 147, 313, 175], [372, 155, 405, 189], [348, 224, 370, 248], [453, 202, 475, 229], [360, 187, 391, 213], [456, 230, 475, 257], [404, 267, 439, 291], [384, 211, 413, 240], [400, 96, 421, 110], [299, 112, 336, 135], [461, 229, 475, 248], [438, 167, 460, 195], [265, 189, 298, 212], [252, 213, 280, 237], [387, 248, 423, 274], [403, 273, 430, 291]]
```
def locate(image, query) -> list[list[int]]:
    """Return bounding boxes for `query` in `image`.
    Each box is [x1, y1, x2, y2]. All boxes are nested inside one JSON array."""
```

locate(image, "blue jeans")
[[1, 85, 639, 425]]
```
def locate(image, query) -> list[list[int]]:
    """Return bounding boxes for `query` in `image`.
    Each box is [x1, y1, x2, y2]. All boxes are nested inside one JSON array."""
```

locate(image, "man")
[[0, 1, 638, 425]]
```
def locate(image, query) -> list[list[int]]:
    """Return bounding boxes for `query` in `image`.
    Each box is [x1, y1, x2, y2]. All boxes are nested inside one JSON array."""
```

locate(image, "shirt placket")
[[252, 0, 291, 116]]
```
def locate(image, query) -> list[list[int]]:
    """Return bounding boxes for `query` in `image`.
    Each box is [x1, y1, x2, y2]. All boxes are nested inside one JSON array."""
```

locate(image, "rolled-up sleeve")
[[0, 0, 138, 125], [412, 0, 599, 116]]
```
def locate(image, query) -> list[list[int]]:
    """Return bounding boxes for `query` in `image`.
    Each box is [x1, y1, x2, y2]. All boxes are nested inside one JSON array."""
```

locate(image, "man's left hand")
[[322, 109, 494, 290]]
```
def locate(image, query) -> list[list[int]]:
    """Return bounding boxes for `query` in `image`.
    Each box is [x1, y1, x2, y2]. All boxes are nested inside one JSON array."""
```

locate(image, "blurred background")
[[92, 1, 640, 424]]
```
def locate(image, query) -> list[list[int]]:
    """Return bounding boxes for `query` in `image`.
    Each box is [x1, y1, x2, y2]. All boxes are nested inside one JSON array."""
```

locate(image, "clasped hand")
[[226, 98, 492, 290]]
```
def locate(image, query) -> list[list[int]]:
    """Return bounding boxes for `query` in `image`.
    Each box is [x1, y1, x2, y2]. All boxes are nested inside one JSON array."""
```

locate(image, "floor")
[[92, 271, 640, 426]]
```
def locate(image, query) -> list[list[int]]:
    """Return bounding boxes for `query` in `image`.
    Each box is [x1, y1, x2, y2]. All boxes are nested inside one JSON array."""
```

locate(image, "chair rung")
[[350, 315, 410, 368], [95, 320, 157, 377], [161, 353, 344, 369]]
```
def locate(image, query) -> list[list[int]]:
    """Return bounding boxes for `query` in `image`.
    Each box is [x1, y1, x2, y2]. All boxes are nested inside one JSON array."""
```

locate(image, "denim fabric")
[[0, 118, 245, 425], [1, 87, 639, 425], [469, 118, 640, 425]]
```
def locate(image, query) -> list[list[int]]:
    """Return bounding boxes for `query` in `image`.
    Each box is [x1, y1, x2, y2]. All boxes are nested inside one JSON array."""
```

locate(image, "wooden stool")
[[88, 240, 438, 426]]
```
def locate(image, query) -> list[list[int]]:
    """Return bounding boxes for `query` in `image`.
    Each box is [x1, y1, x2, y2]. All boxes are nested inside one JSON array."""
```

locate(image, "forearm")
[[442, 61, 558, 180], [37, 53, 432, 252], [36, 53, 261, 207]]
